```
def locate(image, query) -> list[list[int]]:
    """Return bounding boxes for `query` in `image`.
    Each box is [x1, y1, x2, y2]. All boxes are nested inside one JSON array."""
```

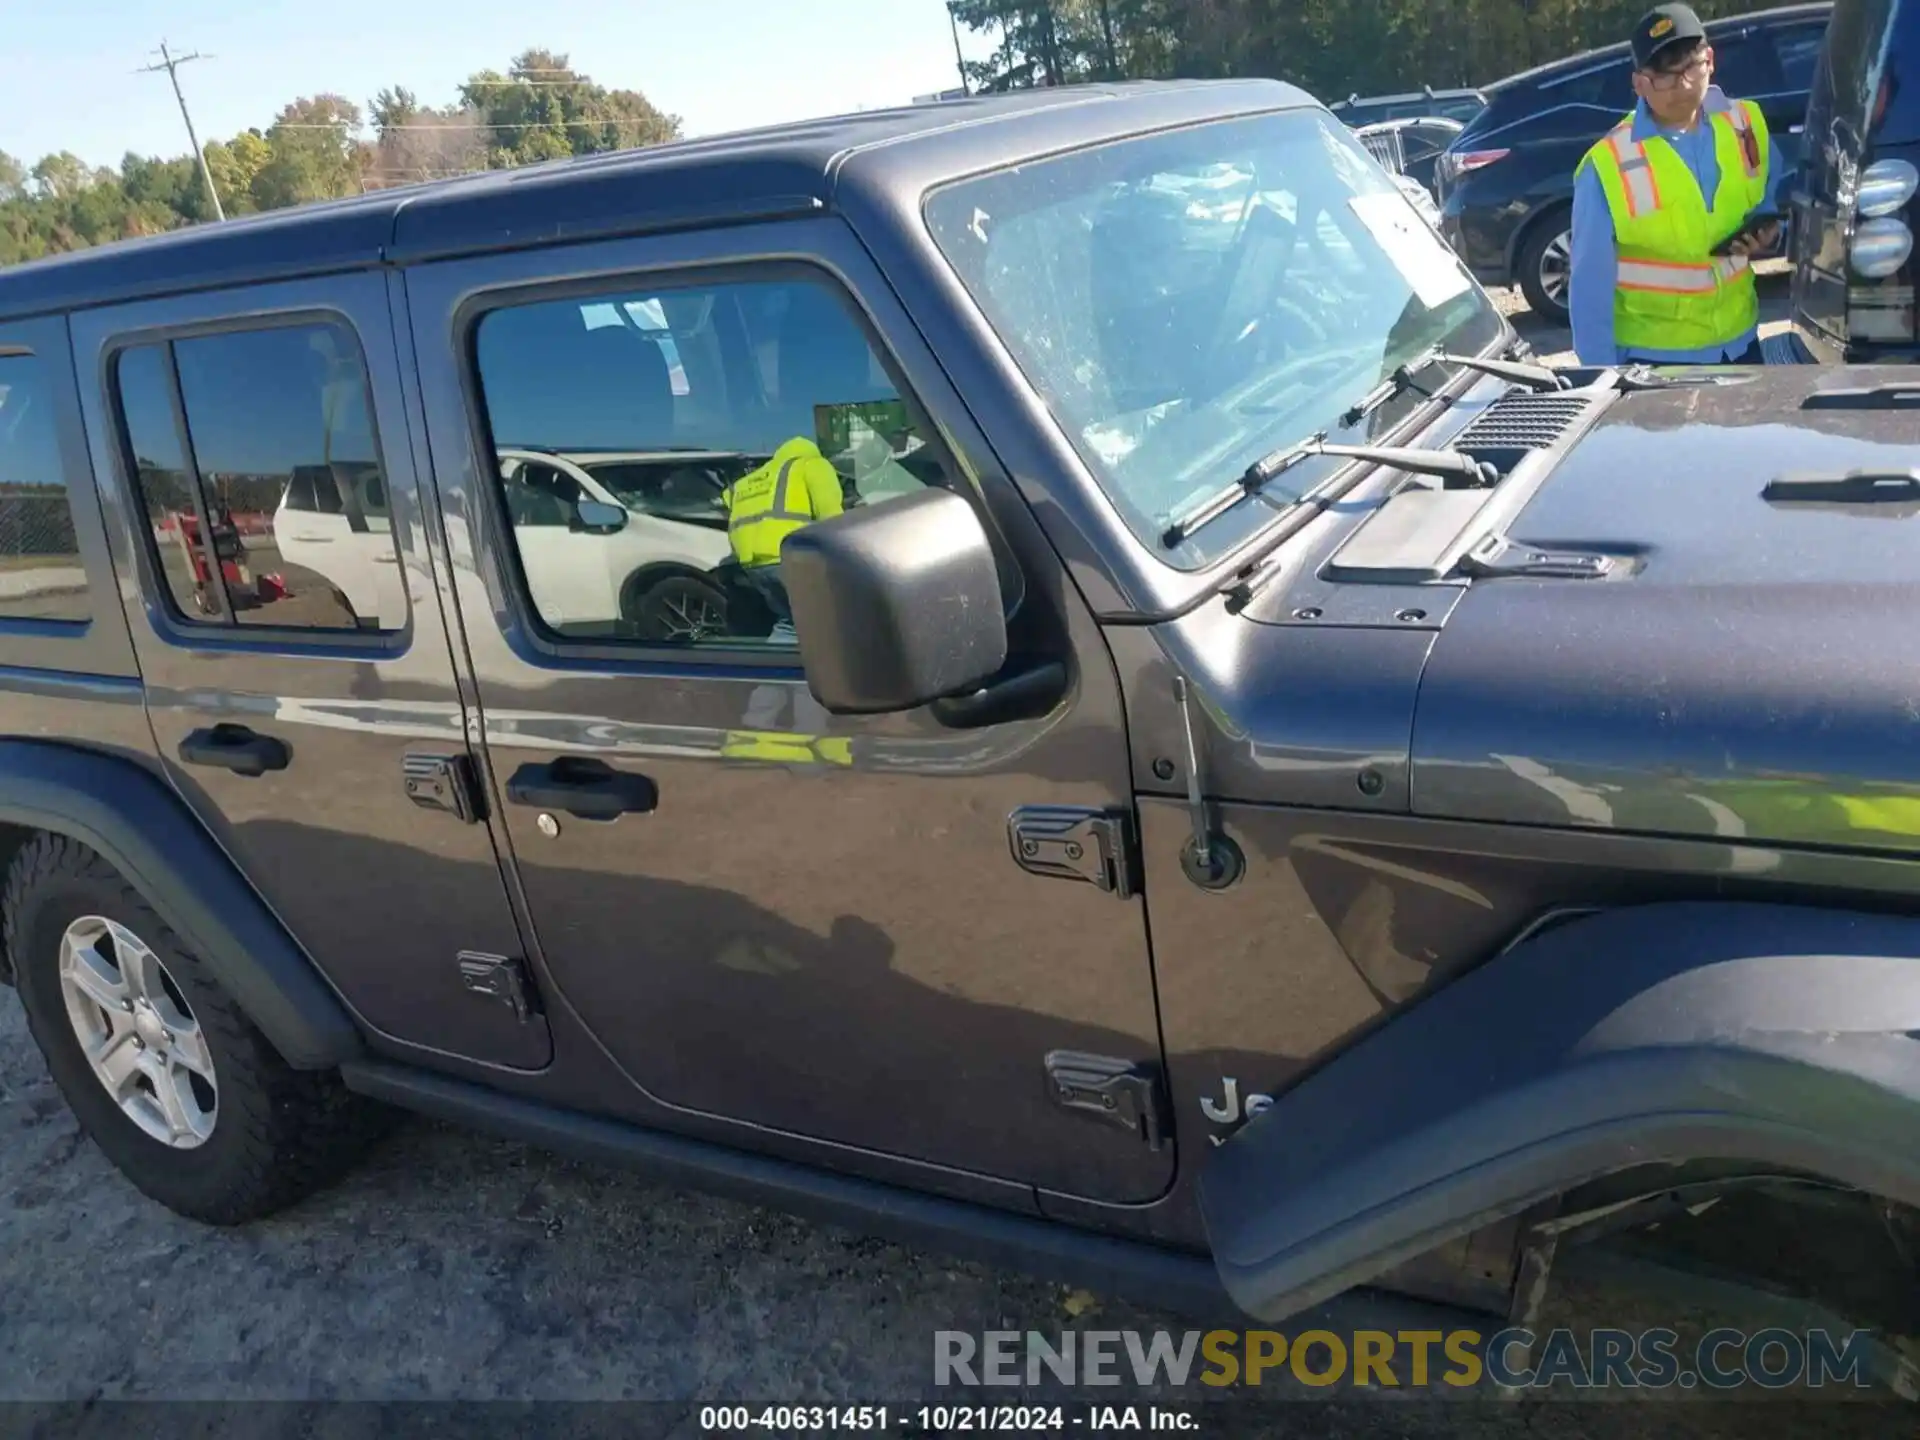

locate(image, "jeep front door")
[[407, 222, 1173, 1203]]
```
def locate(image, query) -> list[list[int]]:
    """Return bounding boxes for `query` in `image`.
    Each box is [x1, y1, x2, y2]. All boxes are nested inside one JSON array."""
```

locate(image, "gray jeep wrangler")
[[1, 78, 1917, 1375]]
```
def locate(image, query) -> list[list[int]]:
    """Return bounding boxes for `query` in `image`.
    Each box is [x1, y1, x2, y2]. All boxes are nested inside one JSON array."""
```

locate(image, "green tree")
[[29, 152, 108, 201], [459, 48, 681, 167], [205, 131, 271, 215], [251, 95, 368, 210], [0, 153, 25, 203]]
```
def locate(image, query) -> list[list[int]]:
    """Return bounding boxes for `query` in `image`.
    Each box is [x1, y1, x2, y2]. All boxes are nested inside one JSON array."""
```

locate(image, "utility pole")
[[139, 41, 225, 221], [946, 4, 971, 95]]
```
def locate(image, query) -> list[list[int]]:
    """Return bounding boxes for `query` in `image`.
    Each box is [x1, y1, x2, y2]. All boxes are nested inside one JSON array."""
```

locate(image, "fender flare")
[[1198, 901, 1920, 1322], [0, 740, 361, 1070]]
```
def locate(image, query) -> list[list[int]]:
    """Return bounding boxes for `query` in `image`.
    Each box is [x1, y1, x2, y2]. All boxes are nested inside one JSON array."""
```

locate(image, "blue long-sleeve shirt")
[[1568, 88, 1786, 366]]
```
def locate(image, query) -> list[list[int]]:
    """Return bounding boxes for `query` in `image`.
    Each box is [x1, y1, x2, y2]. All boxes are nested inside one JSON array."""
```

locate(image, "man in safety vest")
[[1568, 4, 1787, 366], [721, 434, 845, 637]]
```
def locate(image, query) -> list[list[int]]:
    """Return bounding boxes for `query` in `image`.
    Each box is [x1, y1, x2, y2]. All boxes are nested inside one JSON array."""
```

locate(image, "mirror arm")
[[928, 657, 1068, 730]]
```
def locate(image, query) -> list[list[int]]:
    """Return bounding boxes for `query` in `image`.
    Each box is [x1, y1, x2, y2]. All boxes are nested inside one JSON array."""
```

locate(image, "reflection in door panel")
[[406, 228, 1173, 1203]]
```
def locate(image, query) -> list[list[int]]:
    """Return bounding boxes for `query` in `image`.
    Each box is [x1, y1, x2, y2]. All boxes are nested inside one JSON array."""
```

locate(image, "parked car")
[[3, 79, 1919, 1369], [1330, 86, 1488, 127], [1787, 0, 1920, 360], [494, 447, 740, 641], [1437, 3, 1833, 322], [1353, 115, 1467, 197]]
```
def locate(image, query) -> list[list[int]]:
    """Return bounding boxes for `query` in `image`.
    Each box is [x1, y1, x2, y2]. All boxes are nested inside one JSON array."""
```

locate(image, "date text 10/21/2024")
[[698, 1406, 1196, 1432]]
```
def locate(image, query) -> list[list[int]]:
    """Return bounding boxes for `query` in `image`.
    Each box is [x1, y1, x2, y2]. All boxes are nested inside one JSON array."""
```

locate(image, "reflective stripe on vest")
[[1722, 98, 1762, 180], [1615, 253, 1751, 293], [727, 454, 823, 567], [1607, 124, 1663, 219], [726, 457, 815, 539]]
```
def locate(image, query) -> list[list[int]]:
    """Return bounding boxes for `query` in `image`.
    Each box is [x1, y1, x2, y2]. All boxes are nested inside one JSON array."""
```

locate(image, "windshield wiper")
[[1161, 432, 1496, 548], [1341, 346, 1566, 428]]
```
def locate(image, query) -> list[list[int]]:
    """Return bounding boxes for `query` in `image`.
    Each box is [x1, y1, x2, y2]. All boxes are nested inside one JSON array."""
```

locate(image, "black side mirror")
[[571, 499, 628, 535], [781, 488, 1008, 716]]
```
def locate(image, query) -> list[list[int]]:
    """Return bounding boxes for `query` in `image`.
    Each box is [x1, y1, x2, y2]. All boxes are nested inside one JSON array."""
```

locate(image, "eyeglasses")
[[1643, 51, 1711, 88]]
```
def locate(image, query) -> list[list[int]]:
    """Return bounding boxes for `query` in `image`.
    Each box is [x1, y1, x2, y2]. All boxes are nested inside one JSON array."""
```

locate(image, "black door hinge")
[[403, 751, 486, 823], [1044, 1050, 1170, 1150], [1008, 807, 1139, 898], [457, 952, 540, 1022]]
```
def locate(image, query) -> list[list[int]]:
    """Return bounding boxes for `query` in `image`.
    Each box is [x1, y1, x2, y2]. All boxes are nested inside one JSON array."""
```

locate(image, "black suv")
[[1438, 3, 1833, 322], [1788, 0, 1920, 360]]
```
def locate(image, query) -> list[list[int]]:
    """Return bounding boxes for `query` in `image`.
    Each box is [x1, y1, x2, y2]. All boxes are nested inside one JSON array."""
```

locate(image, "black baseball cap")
[[1631, 3, 1708, 69]]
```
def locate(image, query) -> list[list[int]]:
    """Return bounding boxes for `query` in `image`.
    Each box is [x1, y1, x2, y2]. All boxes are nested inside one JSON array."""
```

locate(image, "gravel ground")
[[0, 276, 1898, 1439]]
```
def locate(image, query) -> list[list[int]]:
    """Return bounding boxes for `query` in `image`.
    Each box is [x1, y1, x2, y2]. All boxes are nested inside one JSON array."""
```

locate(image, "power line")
[[274, 120, 665, 132], [137, 41, 225, 221]]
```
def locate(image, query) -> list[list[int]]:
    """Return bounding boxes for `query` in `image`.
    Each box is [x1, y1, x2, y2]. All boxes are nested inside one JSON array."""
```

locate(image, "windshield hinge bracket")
[[1008, 806, 1139, 898], [1044, 1051, 1170, 1150], [1460, 534, 1617, 581]]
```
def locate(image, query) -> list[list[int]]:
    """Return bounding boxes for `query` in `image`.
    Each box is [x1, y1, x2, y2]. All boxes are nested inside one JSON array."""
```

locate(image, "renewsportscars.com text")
[[934, 1326, 1875, 1391]]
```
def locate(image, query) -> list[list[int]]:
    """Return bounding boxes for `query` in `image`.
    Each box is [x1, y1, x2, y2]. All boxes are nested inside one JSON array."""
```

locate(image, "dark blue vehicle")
[[1788, 0, 1920, 359]]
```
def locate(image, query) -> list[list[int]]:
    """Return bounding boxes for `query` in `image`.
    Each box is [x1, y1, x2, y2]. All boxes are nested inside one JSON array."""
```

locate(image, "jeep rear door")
[[403, 218, 1175, 1206], [69, 274, 549, 1071]]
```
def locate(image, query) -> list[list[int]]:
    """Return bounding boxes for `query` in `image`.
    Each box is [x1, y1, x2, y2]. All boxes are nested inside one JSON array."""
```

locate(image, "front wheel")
[[4, 834, 386, 1224], [1517, 214, 1573, 325]]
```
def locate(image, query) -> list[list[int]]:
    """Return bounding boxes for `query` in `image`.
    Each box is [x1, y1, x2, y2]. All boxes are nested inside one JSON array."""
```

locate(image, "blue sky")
[[0, 0, 978, 170]]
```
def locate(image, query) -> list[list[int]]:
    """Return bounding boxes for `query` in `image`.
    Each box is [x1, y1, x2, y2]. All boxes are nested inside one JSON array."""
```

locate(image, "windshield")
[[924, 107, 1503, 566]]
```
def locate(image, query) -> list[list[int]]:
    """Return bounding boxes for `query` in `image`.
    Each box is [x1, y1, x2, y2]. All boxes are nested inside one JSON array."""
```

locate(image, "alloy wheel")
[[57, 916, 217, 1149], [640, 579, 728, 643], [1539, 229, 1573, 307]]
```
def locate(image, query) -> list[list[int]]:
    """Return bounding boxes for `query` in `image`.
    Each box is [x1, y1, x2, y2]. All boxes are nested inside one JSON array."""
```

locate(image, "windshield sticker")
[[1346, 192, 1473, 311]]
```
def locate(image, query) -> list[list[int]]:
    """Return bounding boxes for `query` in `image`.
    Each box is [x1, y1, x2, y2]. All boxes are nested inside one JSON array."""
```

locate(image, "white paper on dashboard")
[[1347, 192, 1473, 310]]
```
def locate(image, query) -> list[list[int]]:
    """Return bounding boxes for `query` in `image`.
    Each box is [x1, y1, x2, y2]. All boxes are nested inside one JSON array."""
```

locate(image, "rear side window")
[[1541, 59, 1636, 114], [1770, 21, 1831, 94], [0, 353, 89, 623], [112, 322, 405, 634], [1708, 32, 1784, 100]]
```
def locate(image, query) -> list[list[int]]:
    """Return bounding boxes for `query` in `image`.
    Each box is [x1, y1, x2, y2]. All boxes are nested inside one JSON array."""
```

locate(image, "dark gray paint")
[[1200, 901, 1920, 1322], [403, 217, 1171, 1205], [1413, 365, 1920, 851], [67, 274, 547, 1072], [0, 740, 361, 1067]]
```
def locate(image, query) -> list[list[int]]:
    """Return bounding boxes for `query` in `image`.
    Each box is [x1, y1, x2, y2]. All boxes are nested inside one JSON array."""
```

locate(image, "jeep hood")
[[1410, 365, 1920, 853]]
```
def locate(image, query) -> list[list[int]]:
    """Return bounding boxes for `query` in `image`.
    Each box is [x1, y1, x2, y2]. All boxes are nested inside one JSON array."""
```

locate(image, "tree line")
[[0, 49, 678, 267], [948, 0, 1790, 98], [2, 3, 1789, 268]]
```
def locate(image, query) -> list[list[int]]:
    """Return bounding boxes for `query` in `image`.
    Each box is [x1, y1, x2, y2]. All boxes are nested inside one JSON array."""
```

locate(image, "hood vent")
[[1450, 391, 1598, 473]]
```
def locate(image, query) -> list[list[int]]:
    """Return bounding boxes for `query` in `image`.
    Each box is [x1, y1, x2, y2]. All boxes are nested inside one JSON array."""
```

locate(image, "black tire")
[[1516, 211, 1574, 325], [3, 833, 387, 1224], [623, 570, 732, 643]]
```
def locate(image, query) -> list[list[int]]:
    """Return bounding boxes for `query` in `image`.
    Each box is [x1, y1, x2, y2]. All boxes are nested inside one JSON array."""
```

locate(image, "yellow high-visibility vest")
[[1579, 96, 1770, 354], [722, 436, 844, 568]]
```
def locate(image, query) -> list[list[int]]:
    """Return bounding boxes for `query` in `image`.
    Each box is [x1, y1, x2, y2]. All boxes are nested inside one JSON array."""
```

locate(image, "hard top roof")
[[1487, 1, 1832, 92], [0, 78, 1310, 323]]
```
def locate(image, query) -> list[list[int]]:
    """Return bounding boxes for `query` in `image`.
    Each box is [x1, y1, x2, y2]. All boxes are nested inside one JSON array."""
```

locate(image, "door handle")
[[506, 757, 658, 820], [178, 724, 291, 778]]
